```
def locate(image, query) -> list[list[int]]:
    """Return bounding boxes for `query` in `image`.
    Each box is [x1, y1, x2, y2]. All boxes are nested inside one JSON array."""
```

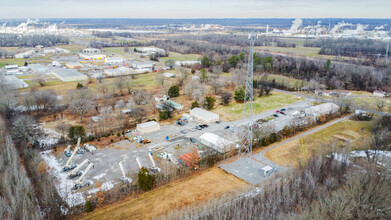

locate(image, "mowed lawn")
[[79, 168, 247, 220], [266, 119, 372, 168], [213, 90, 304, 121]]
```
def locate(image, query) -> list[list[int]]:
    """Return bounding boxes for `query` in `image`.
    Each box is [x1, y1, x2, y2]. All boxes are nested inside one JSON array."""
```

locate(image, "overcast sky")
[[0, 0, 390, 19]]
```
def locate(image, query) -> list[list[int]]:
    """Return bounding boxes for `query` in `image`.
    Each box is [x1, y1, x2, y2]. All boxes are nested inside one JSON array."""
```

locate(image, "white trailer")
[[119, 161, 132, 184], [69, 159, 90, 179], [73, 163, 94, 190], [148, 153, 161, 173]]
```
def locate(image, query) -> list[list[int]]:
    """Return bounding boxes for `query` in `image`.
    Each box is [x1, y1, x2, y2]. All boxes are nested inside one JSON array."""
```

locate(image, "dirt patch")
[[79, 167, 248, 220]]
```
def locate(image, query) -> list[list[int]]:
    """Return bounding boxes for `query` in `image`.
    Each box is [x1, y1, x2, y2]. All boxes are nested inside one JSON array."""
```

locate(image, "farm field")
[[79, 168, 247, 220], [212, 90, 305, 121], [259, 74, 308, 89], [266, 119, 372, 168], [0, 58, 26, 67]]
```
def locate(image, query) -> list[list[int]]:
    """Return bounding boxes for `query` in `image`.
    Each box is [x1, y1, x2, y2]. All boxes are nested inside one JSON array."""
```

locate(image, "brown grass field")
[[265, 119, 372, 168], [79, 168, 248, 220]]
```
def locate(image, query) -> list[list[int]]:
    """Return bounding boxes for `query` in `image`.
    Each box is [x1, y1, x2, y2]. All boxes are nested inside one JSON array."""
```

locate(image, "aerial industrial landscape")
[[1, 1, 391, 219]]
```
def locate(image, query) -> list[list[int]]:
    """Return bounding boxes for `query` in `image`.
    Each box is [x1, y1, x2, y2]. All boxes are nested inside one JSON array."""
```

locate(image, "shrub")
[[204, 96, 216, 110], [68, 126, 86, 140], [221, 91, 232, 106], [110, 139, 114, 143], [86, 200, 93, 212], [191, 101, 199, 109], [234, 88, 245, 102], [168, 85, 180, 97], [159, 110, 170, 120], [116, 133, 120, 137], [76, 82, 84, 89], [138, 167, 155, 191]]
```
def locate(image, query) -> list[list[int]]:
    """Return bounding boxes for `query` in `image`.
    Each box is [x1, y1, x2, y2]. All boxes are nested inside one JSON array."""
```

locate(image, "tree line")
[[0, 34, 69, 47], [305, 38, 391, 58]]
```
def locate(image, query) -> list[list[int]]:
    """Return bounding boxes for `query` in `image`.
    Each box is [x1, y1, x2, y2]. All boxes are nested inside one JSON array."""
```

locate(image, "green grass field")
[[212, 90, 304, 121], [260, 74, 308, 89], [0, 58, 26, 67], [160, 52, 201, 62], [104, 47, 126, 54]]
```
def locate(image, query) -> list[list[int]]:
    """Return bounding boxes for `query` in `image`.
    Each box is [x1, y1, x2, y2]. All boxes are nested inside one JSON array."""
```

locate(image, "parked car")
[[273, 114, 279, 117], [196, 126, 202, 130], [215, 121, 221, 124], [279, 111, 286, 115], [224, 126, 230, 129], [287, 107, 293, 110], [280, 108, 286, 111], [142, 139, 151, 144], [180, 130, 187, 134], [275, 110, 280, 113], [190, 138, 196, 143], [188, 127, 196, 132]]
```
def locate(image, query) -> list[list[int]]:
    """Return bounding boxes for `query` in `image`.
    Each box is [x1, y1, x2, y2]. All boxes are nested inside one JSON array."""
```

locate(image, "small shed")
[[190, 108, 219, 123], [199, 132, 235, 153], [136, 121, 160, 134]]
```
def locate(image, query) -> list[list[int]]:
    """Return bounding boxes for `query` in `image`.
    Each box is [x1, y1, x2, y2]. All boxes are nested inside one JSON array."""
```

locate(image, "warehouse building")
[[79, 53, 107, 61], [105, 57, 125, 65], [129, 60, 154, 70], [51, 69, 88, 82], [136, 121, 160, 134], [29, 64, 49, 73], [82, 48, 101, 53], [190, 108, 219, 123], [199, 132, 236, 153], [65, 62, 83, 69], [1, 75, 29, 89]]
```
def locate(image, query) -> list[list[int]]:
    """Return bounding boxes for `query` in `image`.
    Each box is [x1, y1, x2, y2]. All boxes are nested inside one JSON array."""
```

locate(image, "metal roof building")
[[136, 121, 160, 134], [190, 108, 219, 123], [51, 69, 88, 82], [199, 132, 235, 153], [305, 103, 340, 116]]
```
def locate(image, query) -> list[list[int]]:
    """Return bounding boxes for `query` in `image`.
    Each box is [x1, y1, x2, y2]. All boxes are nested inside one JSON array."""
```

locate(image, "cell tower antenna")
[[238, 33, 257, 160]]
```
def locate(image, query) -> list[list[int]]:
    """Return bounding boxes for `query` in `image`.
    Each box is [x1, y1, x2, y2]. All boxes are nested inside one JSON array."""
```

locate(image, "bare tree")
[[11, 115, 39, 145], [126, 97, 136, 111], [55, 121, 70, 143], [124, 76, 133, 94], [115, 99, 125, 111], [68, 89, 95, 121], [155, 71, 165, 87], [99, 105, 113, 133], [376, 99, 385, 112], [131, 107, 147, 123], [0, 88, 17, 118], [221, 91, 232, 106], [133, 90, 149, 105], [97, 80, 111, 99], [115, 75, 125, 95]]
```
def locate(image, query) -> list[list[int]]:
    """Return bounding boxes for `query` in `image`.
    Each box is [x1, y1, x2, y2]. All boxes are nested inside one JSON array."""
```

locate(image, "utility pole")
[[386, 44, 389, 61], [238, 33, 257, 161]]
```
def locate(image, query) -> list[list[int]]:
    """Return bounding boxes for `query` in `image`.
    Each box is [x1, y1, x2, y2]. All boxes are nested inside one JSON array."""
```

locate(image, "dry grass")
[[79, 168, 248, 220], [266, 119, 371, 168]]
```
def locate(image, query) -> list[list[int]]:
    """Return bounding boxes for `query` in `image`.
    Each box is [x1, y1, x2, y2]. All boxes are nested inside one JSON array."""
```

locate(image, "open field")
[[260, 74, 308, 88], [255, 46, 322, 57], [104, 47, 126, 54], [266, 119, 371, 168], [21, 71, 169, 96], [79, 168, 248, 220], [0, 58, 26, 67], [212, 90, 305, 121], [298, 90, 391, 113], [160, 52, 201, 62]]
